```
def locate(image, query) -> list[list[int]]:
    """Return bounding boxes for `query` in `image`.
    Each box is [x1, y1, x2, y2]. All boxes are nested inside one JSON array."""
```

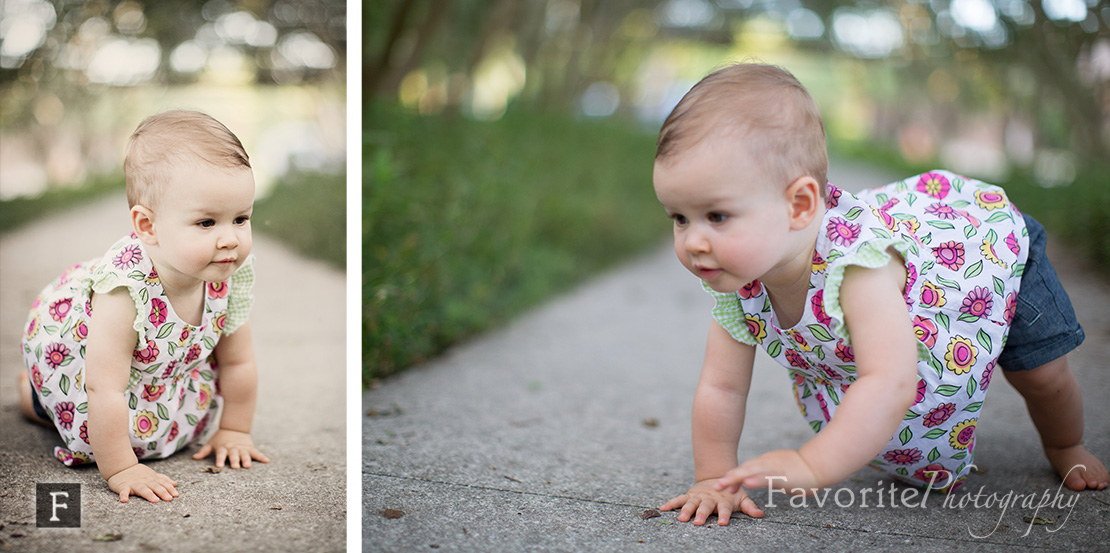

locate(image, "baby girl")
[[19, 110, 269, 503], [653, 64, 1108, 525]]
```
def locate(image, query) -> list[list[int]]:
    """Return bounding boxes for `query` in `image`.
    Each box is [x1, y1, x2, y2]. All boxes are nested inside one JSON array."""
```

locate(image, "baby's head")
[[655, 63, 828, 196], [124, 110, 252, 210]]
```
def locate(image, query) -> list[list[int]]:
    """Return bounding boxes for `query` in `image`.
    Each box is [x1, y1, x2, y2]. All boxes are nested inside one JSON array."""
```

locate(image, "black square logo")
[[36, 483, 81, 528]]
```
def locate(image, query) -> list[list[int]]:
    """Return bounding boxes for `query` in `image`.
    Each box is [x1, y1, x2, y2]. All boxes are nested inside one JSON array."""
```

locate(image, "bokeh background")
[[365, 0, 1110, 382], [0, 0, 347, 266]]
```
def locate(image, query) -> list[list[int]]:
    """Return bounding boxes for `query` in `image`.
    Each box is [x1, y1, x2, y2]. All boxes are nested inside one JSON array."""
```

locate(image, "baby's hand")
[[660, 479, 765, 526], [107, 464, 179, 503], [192, 429, 270, 469], [716, 449, 819, 495]]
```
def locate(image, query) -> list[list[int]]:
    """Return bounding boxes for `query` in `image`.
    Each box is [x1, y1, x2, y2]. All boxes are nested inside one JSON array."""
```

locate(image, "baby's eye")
[[234, 216, 250, 225], [670, 213, 688, 226], [708, 212, 728, 223], [197, 219, 216, 228]]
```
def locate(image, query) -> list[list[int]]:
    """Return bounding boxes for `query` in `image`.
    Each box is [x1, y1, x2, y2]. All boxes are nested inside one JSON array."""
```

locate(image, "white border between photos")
[[346, 1, 362, 550]]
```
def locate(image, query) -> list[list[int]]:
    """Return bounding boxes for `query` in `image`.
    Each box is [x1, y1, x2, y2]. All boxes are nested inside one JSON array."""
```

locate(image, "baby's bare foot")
[[1045, 444, 1109, 491]]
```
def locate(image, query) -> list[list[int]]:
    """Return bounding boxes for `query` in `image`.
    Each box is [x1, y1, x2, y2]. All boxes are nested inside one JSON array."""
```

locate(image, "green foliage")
[[365, 104, 665, 381], [0, 175, 121, 234], [253, 171, 346, 268]]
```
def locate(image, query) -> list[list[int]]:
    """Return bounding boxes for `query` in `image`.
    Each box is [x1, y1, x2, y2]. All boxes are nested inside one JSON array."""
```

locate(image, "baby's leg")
[[17, 370, 52, 427], [1003, 356, 1108, 490]]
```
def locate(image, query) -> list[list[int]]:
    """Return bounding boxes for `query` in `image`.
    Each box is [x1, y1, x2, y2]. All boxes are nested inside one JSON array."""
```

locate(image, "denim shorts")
[[997, 213, 1085, 371]]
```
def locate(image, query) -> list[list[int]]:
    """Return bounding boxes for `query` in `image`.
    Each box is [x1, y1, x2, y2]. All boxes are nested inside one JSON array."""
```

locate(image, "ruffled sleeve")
[[224, 255, 255, 334], [87, 249, 154, 345], [702, 281, 759, 345], [822, 238, 915, 339]]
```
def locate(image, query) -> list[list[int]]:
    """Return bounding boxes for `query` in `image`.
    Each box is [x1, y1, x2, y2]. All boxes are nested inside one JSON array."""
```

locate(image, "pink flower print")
[[923, 402, 956, 428], [819, 364, 842, 380], [45, 342, 72, 369], [161, 360, 178, 379], [113, 243, 143, 269], [1005, 231, 1020, 255], [932, 241, 965, 271], [48, 298, 72, 322], [784, 350, 810, 370], [1004, 292, 1017, 325], [811, 251, 827, 273], [54, 401, 76, 430], [826, 217, 861, 247], [925, 203, 958, 220], [981, 361, 996, 392], [919, 281, 946, 308], [141, 384, 165, 402], [875, 207, 898, 232], [915, 378, 926, 404], [85, 298, 93, 316], [133, 410, 158, 439], [178, 326, 193, 346], [30, 364, 44, 390], [79, 421, 90, 444], [208, 281, 230, 299], [883, 448, 922, 465], [184, 344, 201, 364], [949, 419, 976, 450], [816, 392, 830, 421], [916, 172, 951, 199], [197, 383, 213, 410], [835, 341, 854, 363], [912, 315, 938, 348], [133, 339, 160, 364], [980, 241, 1007, 269], [145, 267, 160, 285], [25, 315, 38, 340], [914, 464, 951, 485], [826, 185, 841, 208], [945, 336, 977, 375], [214, 311, 227, 334], [133, 447, 146, 460], [194, 414, 209, 438], [811, 290, 831, 326], [72, 320, 88, 342], [168, 421, 179, 441], [960, 286, 993, 319], [149, 298, 168, 327], [738, 280, 763, 299], [745, 315, 767, 343], [974, 189, 1008, 210]]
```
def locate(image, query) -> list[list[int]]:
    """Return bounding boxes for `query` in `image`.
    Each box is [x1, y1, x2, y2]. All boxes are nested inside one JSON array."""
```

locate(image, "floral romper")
[[21, 233, 254, 467], [705, 170, 1028, 491]]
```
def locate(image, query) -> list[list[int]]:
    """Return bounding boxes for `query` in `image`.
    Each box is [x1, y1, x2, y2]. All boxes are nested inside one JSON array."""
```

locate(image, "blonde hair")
[[124, 110, 251, 208], [655, 63, 828, 195]]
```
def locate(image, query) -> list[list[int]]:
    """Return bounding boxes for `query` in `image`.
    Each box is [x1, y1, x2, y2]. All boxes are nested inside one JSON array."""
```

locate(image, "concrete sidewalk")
[[363, 162, 1110, 552], [0, 194, 346, 552]]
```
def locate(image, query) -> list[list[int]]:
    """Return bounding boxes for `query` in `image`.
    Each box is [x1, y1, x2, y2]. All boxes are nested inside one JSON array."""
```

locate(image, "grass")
[[253, 171, 346, 268], [364, 104, 665, 381], [0, 171, 346, 268], [0, 174, 122, 234]]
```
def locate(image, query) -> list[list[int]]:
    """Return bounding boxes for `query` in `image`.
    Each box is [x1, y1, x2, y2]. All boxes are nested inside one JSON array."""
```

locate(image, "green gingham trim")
[[224, 254, 255, 334], [703, 281, 759, 345]]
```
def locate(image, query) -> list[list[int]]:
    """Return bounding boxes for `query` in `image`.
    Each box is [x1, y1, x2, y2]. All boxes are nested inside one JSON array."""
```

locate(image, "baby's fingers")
[[192, 443, 213, 460], [738, 495, 766, 519], [659, 494, 689, 512]]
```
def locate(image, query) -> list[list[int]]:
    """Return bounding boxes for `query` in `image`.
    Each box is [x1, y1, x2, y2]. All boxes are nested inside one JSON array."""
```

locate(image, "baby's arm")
[[718, 254, 919, 493], [85, 288, 179, 503], [193, 321, 269, 468], [660, 321, 765, 525]]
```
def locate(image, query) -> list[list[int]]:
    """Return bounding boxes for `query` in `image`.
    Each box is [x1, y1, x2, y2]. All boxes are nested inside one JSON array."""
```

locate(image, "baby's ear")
[[131, 205, 158, 245], [785, 176, 821, 230]]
